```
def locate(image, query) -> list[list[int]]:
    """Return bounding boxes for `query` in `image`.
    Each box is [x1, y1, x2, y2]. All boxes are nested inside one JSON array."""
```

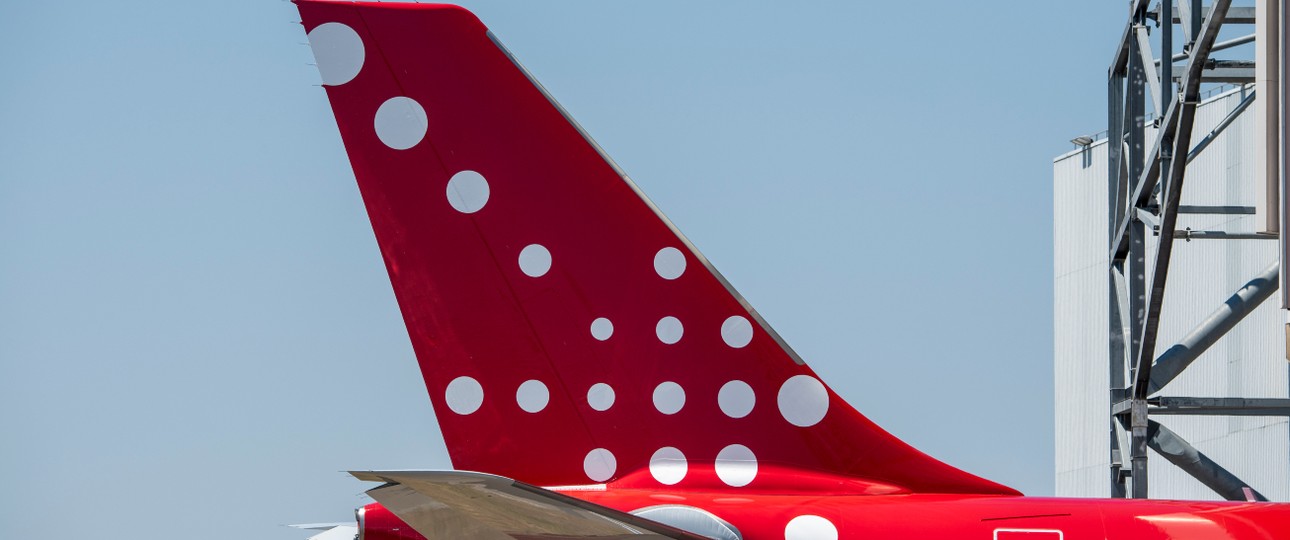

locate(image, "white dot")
[[444, 376, 483, 415], [590, 318, 614, 341], [307, 22, 364, 86], [654, 247, 686, 280], [649, 447, 688, 486], [583, 448, 617, 482], [715, 444, 758, 487], [446, 170, 490, 214], [374, 96, 428, 150], [519, 244, 552, 277], [587, 383, 615, 411], [516, 379, 549, 413], [718, 380, 755, 419], [777, 375, 829, 427], [656, 316, 683, 344], [721, 315, 754, 348], [784, 515, 838, 540], [653, 381, 685, 415]]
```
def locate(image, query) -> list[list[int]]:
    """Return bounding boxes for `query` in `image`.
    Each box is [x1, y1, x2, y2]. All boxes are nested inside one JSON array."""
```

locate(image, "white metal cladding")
[[1053, 86, 1289, 500], [1054, 138, 1110, 497]]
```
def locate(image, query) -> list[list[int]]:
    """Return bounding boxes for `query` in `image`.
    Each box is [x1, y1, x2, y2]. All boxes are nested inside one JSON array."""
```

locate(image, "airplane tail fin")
[[295, 0, 1017, 496]]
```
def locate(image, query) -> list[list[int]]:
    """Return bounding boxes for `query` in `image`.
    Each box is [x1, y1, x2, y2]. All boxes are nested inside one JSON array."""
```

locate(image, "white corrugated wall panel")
[[1053, 86, 1289, 500], [1053, 139, 1110, 497]]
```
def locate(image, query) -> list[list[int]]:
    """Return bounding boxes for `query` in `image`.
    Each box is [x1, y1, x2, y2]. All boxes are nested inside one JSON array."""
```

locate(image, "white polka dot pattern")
[[444, 376, 483, 415], [656, 316, 683, 344], [374, 96, 428, 150], [784, 515, 838, 540], [715, 444, 758, 487], [653, 381, 685, 415], [653, 247, 686, 280], [519, 244, 552, 277], [718, 380, 755, 419], [587, 383, 615, 412], [516, 379, 549, 413], [583, 448, 616, 482], [778, 375, 829, 427], [648, 446, 688, 485], [590, 317, 613, 341], [446, 170, 490, 213], [721, 315, 754, 348], [307, 22, 364, 86]]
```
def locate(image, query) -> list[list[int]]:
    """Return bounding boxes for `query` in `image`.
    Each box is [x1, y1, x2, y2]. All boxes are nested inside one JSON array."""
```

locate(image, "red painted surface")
[[357, 491, 1290, 540], [295, 0, 1009, 496], [292, 1, 1290, 538], [359, 503, 425, 540]]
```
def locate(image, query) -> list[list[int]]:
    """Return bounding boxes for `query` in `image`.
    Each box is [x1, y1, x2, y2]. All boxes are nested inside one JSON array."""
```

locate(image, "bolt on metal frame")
[[1106, 0, 1288, 500]]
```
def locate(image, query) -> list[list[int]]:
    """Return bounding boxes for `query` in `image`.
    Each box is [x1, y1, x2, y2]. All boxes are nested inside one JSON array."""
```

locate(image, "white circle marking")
[[446, 170, 490, 213], [721, 315, 754, 348], [715, 444, 758, 487], [649, 447, 688, 485], [777, 375, 830, 427], [307, 22, 364, 86], [444, 376, 483, 415], [784, 515, 838, 540], [587, 383, 615, 411], [519, 244, 552, 277], [653, 381, 686, 415], [656, 316, 684, 344], [516, 379, 549, 413], [583, 448, 617, 482], [718, 380, 756, 419], [654, 247, 686, 280], [374, 96, 428, 150], [590, 317, 614, 341]]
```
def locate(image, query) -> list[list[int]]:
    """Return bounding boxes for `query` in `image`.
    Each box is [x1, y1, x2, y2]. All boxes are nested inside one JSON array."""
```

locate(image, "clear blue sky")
[[2, 2, 1126, 538]]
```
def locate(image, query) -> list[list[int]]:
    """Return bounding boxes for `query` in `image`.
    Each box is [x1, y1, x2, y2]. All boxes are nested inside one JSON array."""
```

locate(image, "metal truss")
[[1106, 0, 1282, 500]]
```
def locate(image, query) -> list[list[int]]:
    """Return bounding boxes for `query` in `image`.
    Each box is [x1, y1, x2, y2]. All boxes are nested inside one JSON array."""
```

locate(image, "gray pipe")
[[1146, 420, 1268, 501], [1147, 261, 1280, 394]]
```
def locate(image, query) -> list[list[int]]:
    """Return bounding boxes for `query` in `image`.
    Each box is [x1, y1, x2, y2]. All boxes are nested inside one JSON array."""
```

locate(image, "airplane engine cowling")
[[357, 503, 425, 540]]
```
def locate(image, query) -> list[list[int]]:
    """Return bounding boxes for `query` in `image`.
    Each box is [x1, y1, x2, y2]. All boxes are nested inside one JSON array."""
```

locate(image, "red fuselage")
[[359, 489, 1290, 539]]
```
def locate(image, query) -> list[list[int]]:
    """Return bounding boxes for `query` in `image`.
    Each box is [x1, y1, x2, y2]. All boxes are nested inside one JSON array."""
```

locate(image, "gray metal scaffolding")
[[1106, 0, 1288, 500]]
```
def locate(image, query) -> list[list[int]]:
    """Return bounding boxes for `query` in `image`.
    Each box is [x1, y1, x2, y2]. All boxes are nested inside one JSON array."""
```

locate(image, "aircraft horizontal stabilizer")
[[287, 523, 357, 540], [351, 470, 705, 540]]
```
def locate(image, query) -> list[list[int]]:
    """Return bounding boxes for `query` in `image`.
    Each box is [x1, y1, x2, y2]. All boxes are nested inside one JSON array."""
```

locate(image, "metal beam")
[[1138, 25, 1163, 117], [1110, 97, 1176, 261], [1130, 399, 1150, 498], [1111, 0, 1154, 75], [1151, 397, 1290, 416], [1176, 205, 1257, 214], [1143, 205, 1257, 215], [1187, 90, 1256, 163], [1103, 0, 1277, 502], [1147, 261, 1279, 394], [1107, 61, 1129, 498], [1172, 5, 1255, 24], [1110, 419, 1127, 498], [1144, 420, 1268, 501], [1162, 63, 1257, 84], [1172, 230, 1278, 240], [1135, 207, 1161, 228], [1177, 0, 1198, 46], [1116, 397, 1290, 416], [1199, 68, 1255, 83], [1134, 0, 1233, 401], [1128, 0, 1233, 500], [1161, 0, 1172, 116], [1160, 34, 1256, 64]]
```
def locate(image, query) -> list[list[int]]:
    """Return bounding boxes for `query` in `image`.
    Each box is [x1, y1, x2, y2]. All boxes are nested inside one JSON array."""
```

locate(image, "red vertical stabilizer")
[[296, 0, 1017, 496]]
